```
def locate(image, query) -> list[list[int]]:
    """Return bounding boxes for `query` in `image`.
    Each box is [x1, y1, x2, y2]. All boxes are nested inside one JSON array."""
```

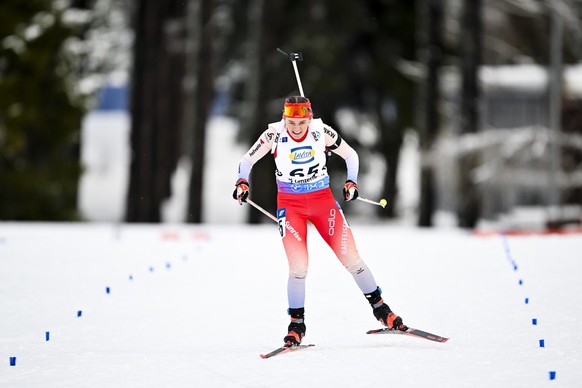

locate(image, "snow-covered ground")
[[4, 87, 580, 387], [0, 223, 580, 387]]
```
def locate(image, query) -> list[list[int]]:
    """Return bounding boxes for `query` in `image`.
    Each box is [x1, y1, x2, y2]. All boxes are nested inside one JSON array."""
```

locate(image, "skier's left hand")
[[343, 180, 359, 201]]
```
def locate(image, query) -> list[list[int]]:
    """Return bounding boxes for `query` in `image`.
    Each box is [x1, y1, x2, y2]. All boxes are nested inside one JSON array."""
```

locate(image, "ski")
[[367, 327, 449, 343], [260, 344, 315, 359]]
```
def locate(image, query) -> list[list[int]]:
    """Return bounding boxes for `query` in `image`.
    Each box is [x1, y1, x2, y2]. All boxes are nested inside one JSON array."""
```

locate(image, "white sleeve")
[[324, 124, 359, 183], [237, 157, 254, 181], [236, 127, 276, 180], [333, 140, 359, 183]]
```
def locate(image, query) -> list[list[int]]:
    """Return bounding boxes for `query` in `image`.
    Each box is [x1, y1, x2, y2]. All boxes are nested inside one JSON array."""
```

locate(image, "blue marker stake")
[[77, 310, 83, 317], [525, 297, 529, 304], [539, 339, 545, 348], [106, 287, 110, 294], [532, 318, 538, 325], [518, 279, 523, 285], [549, 371, 556, 380], [9, 356, 16, 366], [45, 331, 50, 341]]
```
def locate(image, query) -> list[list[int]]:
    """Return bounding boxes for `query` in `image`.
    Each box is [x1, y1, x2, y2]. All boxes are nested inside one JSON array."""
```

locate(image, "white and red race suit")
[[237, 118, 379, 308]]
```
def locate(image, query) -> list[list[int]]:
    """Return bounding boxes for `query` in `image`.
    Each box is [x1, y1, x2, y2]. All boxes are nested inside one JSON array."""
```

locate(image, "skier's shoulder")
[[309, 118, 324, 131], [314, 120, 341, 147], [268, 119, 285, 134], [258, 121, 281, 144]]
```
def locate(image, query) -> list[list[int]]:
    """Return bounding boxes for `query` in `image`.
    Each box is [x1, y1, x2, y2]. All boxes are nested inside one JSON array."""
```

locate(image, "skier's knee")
[[289, 268, 307, 279]]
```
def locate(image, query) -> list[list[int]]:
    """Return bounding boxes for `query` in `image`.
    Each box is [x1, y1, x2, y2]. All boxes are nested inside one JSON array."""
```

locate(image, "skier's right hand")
[[232, 178, 250, 203]]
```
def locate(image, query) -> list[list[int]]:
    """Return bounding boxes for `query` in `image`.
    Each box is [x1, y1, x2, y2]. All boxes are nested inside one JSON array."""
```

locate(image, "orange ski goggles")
[[283, 102, 313, 118]]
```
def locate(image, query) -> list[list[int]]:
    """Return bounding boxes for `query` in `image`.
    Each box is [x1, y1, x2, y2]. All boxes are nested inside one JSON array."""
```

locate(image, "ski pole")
[[277, 49, 386, 211], [246, 199, 278, 222], [356, 197, 388, 208], [246, 199, 302, 242], [277, 48, 305, 97]]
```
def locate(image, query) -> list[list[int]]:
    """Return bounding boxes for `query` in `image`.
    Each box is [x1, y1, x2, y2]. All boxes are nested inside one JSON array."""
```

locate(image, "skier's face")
[[285, 117, 311, 140]]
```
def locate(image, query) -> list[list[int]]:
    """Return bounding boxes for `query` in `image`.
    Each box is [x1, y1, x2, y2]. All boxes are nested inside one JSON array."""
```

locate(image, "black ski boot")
[[365, 287, 407, 331], [284, 308, 306, 346]]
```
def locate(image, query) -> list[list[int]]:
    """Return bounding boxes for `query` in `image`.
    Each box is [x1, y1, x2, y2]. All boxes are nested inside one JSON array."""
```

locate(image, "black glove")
[[232, 178, 250, 203], [343, 180, 359, 201]]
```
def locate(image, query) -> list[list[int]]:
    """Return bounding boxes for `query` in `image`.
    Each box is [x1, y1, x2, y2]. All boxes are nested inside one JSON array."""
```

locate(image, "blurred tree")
[[0, 0, 86, 220], [482, 0, 582, 65], [238, 0, 279, 224], [185, 0, 217, 223], [417, 0, 443, 227], [126, 0, 188, 222], [126, 0, 223, 223], [365, 0, 416, 219], [457, 0, 482, 229]]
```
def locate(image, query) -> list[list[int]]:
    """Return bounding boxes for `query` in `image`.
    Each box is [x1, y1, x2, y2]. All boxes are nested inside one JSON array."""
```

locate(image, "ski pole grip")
[[277, 48, 303, 62]]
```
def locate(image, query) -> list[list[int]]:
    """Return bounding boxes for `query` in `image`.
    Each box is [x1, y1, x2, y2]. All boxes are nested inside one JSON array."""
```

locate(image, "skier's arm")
[[324, 124, 359, 183], [236, 127, 275, 181]]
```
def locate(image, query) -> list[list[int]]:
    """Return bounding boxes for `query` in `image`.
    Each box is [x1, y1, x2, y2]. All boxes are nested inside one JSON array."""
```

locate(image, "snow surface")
[[6, 85, 582, 387], [1, 223, 581, 387]]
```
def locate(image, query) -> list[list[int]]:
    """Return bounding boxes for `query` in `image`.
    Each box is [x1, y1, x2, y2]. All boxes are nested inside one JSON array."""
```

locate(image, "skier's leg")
[[278, 194, 309, 344], [309, 191, 377, 294], [309, 190, 407, 330], [280, 210, 309, 309]]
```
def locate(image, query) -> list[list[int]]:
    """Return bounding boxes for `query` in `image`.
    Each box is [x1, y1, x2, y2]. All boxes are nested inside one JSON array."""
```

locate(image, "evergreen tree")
[[0, 0, 86, 220]]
